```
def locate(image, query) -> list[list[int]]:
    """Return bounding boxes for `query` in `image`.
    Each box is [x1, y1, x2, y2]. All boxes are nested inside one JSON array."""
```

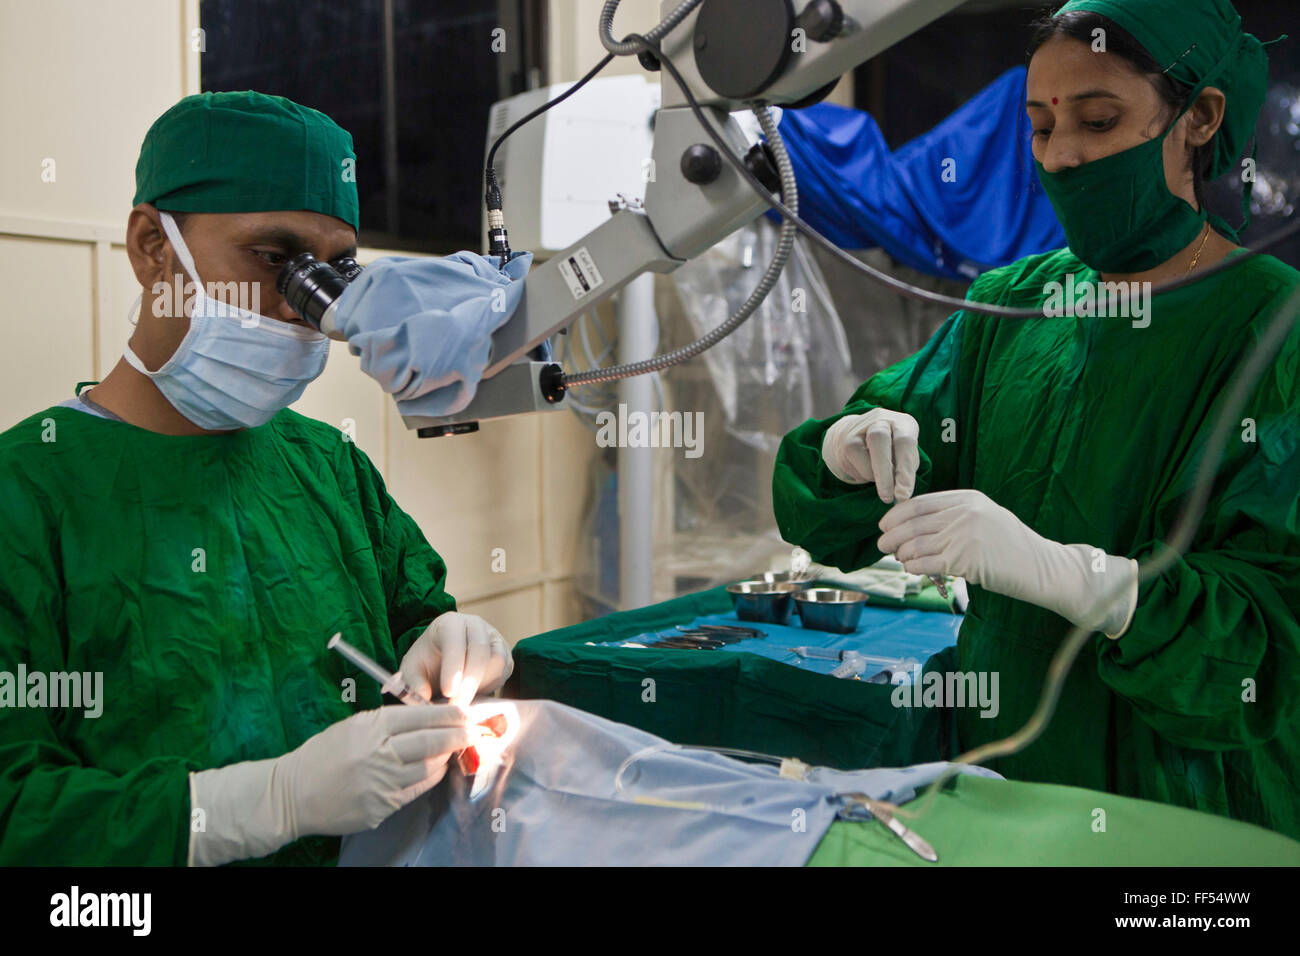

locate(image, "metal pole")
[[382, 0, 400, 234], [616, 274, 657, 610]]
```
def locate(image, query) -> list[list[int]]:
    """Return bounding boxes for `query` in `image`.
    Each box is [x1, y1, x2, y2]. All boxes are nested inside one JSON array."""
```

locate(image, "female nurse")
[[773, 0, 1300, 840]]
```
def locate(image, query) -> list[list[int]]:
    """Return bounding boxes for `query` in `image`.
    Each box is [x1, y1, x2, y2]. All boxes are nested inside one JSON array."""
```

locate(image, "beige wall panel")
[[0, 236, 94, 428], [539, 407, 601, 577], [289, 346, 390, 467], [0, 0, 191, 224], [99, 243, 140, 379], [385, 411, 543, 600], [457, 586, 544, 646], [548, 0, 662, 82], [541, 578, 586, 633]]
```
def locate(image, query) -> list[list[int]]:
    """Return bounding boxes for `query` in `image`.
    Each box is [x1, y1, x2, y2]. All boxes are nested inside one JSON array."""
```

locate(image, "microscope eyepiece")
[[277, 253, 359, 336], [331, 257, 364, 284]]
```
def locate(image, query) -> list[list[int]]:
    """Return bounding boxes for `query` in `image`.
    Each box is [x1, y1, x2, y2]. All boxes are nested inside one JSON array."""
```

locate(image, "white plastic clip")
[[779, 757, 811, 781]]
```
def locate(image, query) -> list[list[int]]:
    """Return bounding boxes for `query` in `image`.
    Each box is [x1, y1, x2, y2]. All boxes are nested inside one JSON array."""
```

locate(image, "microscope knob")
[[797, 0, 844, 42], [680, 143, 723, 185]]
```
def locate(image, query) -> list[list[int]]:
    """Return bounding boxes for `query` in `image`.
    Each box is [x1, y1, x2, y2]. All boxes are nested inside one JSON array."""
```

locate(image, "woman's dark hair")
[[1028, 10, 1215, 208]]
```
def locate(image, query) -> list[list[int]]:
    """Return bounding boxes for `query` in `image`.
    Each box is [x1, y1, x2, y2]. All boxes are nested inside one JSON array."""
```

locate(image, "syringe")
[[327, 633, 432, 706], [779, 646, 919, 683], [830, 651, 868, 679], [779, 647, 873, 679], [328, 633, 510, 797]]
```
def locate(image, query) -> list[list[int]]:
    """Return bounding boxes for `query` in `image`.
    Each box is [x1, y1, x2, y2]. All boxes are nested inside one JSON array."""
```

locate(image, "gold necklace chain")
[[1186, 223, 1211, 274]]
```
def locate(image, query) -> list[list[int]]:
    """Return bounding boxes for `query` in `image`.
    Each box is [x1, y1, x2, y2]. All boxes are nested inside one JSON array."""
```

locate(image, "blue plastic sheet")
[[771, 66, 1065, 280], [339, 699, 1001, 866]]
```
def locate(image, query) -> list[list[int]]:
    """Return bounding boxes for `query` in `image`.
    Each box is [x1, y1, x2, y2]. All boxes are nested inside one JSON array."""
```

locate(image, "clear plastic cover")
[[573, 218, 866, 611]]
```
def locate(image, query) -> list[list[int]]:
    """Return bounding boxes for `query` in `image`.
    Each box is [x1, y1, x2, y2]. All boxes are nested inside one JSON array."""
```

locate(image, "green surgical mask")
[[1034, 121, 1208, 274]]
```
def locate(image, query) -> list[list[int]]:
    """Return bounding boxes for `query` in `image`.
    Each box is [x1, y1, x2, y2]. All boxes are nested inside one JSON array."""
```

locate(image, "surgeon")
[[774, 0, 1300, 839], [0, 92, 521, 865]]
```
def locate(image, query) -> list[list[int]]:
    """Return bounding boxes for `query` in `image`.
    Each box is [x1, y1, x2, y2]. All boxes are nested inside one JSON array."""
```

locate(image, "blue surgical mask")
[[123, 212, 330, 430]]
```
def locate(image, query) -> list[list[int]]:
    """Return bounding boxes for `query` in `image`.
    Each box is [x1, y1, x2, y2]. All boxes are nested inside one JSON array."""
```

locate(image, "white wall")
[[0, 0, 602, 644]]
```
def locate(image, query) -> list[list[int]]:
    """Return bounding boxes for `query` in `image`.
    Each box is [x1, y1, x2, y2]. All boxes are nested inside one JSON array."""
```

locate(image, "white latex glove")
[[401, 611, 513, 708], [821, 408, 921, 503], [876, 489, 1138, 636], [188, 704, 470, 867]]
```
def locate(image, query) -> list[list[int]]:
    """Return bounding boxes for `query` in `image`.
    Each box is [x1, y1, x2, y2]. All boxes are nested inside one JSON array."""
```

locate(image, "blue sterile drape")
[[769, 66, 1065, 280]]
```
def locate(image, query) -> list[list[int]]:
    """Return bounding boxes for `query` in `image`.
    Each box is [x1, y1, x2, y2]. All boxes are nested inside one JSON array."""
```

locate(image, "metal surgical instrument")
[[777, 645, 850, 661], [844, 792, 939, 863]]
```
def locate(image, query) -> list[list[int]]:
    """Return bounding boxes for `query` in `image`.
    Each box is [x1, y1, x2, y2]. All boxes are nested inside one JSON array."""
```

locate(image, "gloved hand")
[[877, 489, 1138, 636], [334, 251, 533, 416], [821, 408, 921, 502], [188, 704, 470, 866], [400, 611, 513, 708]]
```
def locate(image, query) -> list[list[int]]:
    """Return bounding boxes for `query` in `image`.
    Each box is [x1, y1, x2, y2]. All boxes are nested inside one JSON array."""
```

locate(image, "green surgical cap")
[[1053, 0, 1273, 182], [133, 90, 359, 231]]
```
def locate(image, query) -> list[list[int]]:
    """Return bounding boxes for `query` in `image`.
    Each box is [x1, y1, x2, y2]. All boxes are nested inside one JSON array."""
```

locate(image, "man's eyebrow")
[[1026, 89, 1123, 108], [241, 226, 314, 252], [241, 227, 357, 261]]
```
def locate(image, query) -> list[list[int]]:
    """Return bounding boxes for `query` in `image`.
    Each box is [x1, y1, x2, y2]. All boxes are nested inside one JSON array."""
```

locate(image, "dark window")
[[199, 0, 546, 253]]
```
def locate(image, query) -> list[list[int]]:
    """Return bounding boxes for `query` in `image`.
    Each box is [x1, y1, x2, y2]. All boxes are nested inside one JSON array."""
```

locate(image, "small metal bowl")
[[726, 580, 804, 624], [758, 570, 809, 585], [793, 588, 869, 633]]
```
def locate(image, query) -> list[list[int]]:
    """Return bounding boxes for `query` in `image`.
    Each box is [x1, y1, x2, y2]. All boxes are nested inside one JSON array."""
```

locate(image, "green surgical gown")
[[0, 406, 456, 865], [774, 248, 1300, 840]]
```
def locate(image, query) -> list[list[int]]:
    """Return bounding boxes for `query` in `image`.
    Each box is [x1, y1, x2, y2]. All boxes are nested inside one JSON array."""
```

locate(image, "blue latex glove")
[[335, 251, 533, 417]]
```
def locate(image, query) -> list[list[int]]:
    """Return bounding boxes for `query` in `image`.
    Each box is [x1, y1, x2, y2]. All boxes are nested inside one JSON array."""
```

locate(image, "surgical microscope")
[[277, 0, 968, 437]]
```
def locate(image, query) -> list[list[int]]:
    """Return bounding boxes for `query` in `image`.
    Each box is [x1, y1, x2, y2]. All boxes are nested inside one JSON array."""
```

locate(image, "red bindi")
[[1052, 97, 1059, 105]]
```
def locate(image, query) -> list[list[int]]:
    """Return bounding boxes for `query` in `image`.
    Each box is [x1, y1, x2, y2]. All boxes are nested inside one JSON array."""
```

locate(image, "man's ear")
[[125, 204, 170, 290]]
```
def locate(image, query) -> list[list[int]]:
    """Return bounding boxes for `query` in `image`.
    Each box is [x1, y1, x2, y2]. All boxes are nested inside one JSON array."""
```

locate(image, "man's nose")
[[274, 297, 308, 325]]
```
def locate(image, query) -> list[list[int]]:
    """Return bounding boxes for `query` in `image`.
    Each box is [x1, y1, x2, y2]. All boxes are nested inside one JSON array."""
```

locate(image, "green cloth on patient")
[[809, 774, 1300, 866], [774, 248, 1300, 840], [0, 405, 454, 864]]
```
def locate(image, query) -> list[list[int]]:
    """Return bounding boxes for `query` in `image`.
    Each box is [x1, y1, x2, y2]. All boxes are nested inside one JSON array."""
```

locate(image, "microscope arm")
[[401, 0, 964, 435]]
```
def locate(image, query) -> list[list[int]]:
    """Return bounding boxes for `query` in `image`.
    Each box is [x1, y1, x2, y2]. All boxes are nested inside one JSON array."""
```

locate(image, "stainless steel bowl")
[[726, 580, 804, 624], [758, 570, 811, 585], [793, 588, 869, 633]]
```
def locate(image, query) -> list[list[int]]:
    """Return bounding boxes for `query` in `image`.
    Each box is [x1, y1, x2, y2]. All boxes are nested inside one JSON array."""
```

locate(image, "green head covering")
[[1052, 0, 1282, 236], [133, 91, 359, 231]]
